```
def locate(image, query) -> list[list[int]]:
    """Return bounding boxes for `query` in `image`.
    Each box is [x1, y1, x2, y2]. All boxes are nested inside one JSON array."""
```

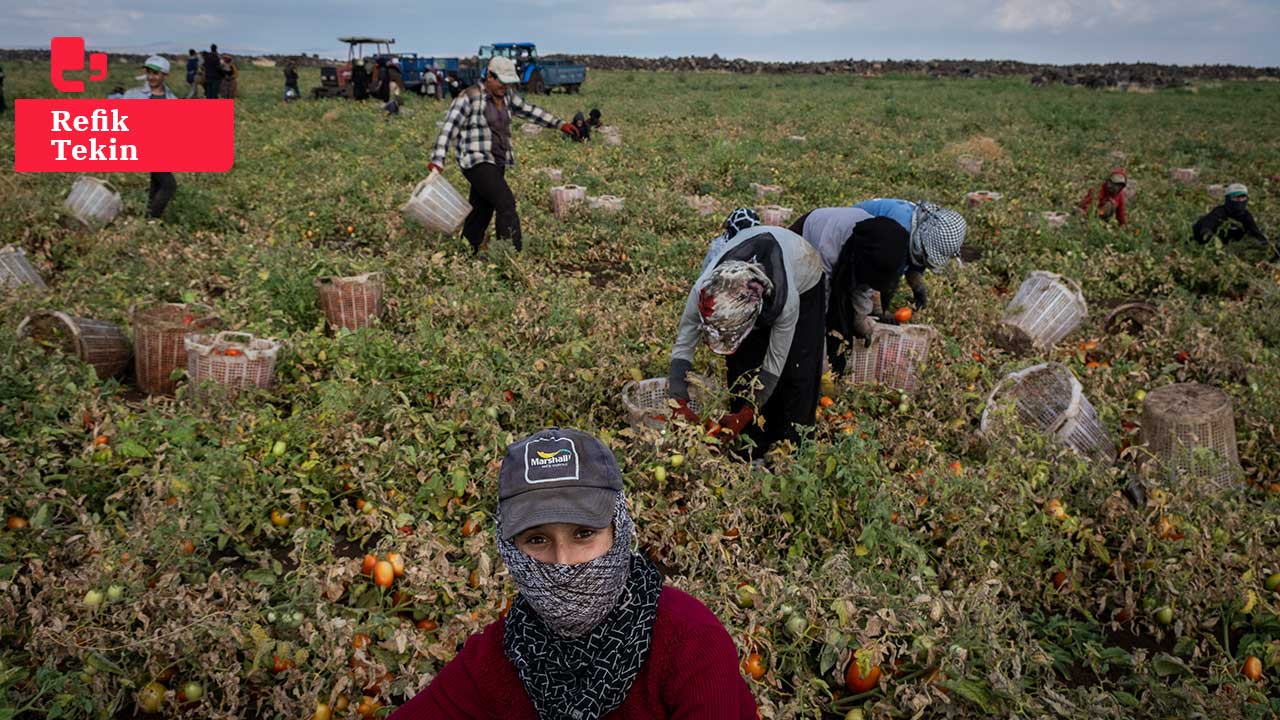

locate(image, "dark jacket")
[[827, 217, 909, 373], [203, 51, 222, 81], [1192, 203, 1266, 245]]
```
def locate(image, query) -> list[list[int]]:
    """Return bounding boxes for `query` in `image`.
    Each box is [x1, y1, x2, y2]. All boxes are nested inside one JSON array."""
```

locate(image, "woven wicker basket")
[[981, 362, 1114, 463], [846, 322, 938, 394], [621, 374, 720, 434], [997, 271, 1088, 352], [17, 311, 131, 380], [185, 331, 281, 397], [550, 185, 586, 218], [1, 245, 46, 290], [1139, 383, 1241, 492], [315, 273, 384, 331], [132, 302, 222, 395]]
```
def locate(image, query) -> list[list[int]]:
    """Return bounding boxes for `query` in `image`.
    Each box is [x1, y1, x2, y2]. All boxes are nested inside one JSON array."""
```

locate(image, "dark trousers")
[[726, 282, 826, 457], [461, 162, 521, 252], [148, 173, 177, 219], [204, 77, 221, 100]]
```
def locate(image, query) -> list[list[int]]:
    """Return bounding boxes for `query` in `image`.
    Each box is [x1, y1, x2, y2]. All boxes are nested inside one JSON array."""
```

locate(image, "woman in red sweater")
[[390, 427, 759, 720], [1076, 168, 1128, 225]]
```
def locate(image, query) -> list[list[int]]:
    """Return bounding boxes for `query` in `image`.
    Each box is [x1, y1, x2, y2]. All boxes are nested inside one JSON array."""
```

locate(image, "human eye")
[[573, 527, 597, 540]]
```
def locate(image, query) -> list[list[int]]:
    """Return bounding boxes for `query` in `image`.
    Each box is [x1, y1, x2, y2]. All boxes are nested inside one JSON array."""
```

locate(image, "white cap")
[[143, 55, 170, 74], [486, 56, 519, 84]]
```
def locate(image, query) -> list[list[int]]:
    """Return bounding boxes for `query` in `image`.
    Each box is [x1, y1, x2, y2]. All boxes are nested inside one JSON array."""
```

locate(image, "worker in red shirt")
[[1077, 168, 1129, 225], [390, 427, 759, 720]]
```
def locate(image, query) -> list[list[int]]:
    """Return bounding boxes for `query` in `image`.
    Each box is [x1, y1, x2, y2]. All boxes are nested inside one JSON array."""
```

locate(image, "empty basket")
[[846, 322, 938, 394], [1040, 211, 1069, 229], [550, 185, 586, 218], [686, 195, 720, 216], [981, 362, 1114, 463], [587, 195, 624, 212], [1, 245, 46, 290], [132, 302, 222, 395], [750, 183, 783, 199], [599, 126, 621, 146], [956, 156, 983, 175], [755, 205, 793, 226], [1139, 383, 1241, 492], [185, 331, 281, 397], [997, 271, 1088, 352], [63, 177, 122, 231], [315, 272, 384, 331], [17, 311, 131, 380], [1169, 167, 1200, 184], [966, 191, 1003, 209], [621, 374, 720, 434], [401, 173, 471, 234]]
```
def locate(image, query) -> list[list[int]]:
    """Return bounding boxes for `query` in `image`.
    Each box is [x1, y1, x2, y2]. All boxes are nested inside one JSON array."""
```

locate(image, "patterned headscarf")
[[697, 260, 772, 355], [499, 493, 662, 720], [911, 202, 967, 270], [723, 207, 761, 239]]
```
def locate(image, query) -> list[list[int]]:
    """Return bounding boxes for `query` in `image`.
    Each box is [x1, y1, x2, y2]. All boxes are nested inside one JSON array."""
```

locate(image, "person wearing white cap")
[[123, 56, 178, 219], [428, 55, 580, 254], [851, 198, 967, 313], [390, 428, 758, 720]]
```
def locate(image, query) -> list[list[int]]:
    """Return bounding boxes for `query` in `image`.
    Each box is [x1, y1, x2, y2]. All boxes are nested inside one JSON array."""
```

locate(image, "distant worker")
[[284, 60, 300, 101], [789, 207, 913, 375], [221, 54, 238, 99], [123, 56, 178, 220], [1076, 168, 1128, 225], [202, 44, 222, 100], [670, 220, 826, 458], [185, 49, 200, 98], [851, 198, 968, 312], [570, 111, 591, 141], [0, 64, 6, 114], [1193, 184, 1277, 260], [428, 56, 579, 254], [588, 108, 602, 128]]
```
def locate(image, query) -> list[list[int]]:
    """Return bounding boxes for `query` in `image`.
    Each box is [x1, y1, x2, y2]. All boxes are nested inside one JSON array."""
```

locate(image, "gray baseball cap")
[[497, 427, 622, 541]]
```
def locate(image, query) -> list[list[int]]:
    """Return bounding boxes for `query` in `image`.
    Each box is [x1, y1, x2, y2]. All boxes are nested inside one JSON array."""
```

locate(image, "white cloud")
[[599, 0, 871, 36], [992, 0, 1251, 32]]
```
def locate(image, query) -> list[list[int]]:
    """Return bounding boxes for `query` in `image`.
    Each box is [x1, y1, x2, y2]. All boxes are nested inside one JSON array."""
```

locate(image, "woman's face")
[[514, 522, 613, 565]]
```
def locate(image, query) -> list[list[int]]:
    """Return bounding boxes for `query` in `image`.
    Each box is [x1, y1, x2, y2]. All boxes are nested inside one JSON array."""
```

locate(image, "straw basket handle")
[[214, 330, 256, 346]]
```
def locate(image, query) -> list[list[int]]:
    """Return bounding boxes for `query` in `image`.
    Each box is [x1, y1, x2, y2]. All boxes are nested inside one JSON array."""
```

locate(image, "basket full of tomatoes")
[[184, 330, 281, 397]]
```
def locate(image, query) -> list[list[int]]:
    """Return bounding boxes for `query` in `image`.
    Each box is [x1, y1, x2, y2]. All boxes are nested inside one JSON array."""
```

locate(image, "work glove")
[[876, 313, 899, 326], [427, 162, 444, 175], [911, 284, 928, 310], [671, 397, 699, 424], [559, 123, 579, 139], [713, 406, 755, 439]]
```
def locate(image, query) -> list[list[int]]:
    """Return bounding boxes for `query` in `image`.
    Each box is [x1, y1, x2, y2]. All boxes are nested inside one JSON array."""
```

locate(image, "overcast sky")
[[2, 0, 1278, 66]]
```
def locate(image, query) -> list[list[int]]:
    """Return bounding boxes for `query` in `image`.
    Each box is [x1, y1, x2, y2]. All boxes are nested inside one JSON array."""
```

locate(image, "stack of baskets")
[[846, 322, 937, 394], [1139, 383, 1242, 492], [981, 362, 1114, 463], [997, 271, 1088, 353], [63, 177, 122, 231], [550, 185, 587, 218], [621, 374, 720, 437], [1, 245, 46, 290], [315, 273, 384, 331], [184, 331, 282, 398], [17, 311, 131, 380], [132, 302, 222, 395], [401, 173, 471, 234]]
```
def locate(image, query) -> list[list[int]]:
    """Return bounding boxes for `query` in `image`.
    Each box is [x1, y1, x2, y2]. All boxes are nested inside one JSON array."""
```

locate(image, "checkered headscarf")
[[723, 208, 761, 239], [911, 202, 967, 270]]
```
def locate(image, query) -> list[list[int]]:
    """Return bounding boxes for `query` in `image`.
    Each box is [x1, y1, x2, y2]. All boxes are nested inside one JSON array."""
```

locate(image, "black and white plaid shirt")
[[430, 84, 562, 170]]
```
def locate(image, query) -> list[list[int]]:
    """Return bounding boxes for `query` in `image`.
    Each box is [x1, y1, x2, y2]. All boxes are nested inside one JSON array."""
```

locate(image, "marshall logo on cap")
[[524, 435, 579, 484]]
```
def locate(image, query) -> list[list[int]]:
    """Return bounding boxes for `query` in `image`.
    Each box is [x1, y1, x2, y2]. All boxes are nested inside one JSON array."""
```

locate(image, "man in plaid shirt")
[[429, 56, 579, 253]]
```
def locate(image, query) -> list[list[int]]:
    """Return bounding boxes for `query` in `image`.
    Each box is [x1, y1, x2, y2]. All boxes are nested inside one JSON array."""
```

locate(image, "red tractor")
[[312, 37, 396, 99]]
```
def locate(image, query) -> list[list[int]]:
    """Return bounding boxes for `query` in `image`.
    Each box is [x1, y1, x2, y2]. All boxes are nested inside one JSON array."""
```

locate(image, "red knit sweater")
[[389, 587, 759, 720]]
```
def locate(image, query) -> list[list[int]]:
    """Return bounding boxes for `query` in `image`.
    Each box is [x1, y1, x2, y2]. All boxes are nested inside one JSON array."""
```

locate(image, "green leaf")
[[244, 569, 276, 586], [116, 439, 151, 459], [1151, 652, 1192, 677], [1113, 691, 1139, 707], [944, 679, 994, 713]]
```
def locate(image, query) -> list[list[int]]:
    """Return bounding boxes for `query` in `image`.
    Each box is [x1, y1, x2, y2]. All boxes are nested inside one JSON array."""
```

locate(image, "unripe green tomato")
[[669, 453, 685, 468], [180, 681, 203, 702], [653, 466, 667, 483], [1155, 606, 1174, 625], [272, 440, 287, 457], [785, 614, 808, 639], [267, 611, 278, 624], [1264, 572, 1280, 593], [83, 589, 104, 608], [106, 585, 125, 603]]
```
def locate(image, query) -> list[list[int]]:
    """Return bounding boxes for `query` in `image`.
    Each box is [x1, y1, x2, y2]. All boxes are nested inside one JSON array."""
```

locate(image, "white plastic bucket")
[[63, 177, 122, 230], [981, 362, 1113, 463], [0, 245, 46, 290], [550, 185, 587, 218], [999, 271, 1088, 351], [400, 173, 471, 234]]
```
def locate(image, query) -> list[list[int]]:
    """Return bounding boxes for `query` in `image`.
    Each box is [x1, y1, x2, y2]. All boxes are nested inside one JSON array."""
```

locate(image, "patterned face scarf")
[[911, 201, 967, 270], [697, 260, 772, 355], [499, 495, 663, 720]]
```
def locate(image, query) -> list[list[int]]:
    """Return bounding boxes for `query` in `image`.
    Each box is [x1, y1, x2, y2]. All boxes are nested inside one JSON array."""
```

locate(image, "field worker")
[[1076, 168, 1129, 225], [202, 44, 222, 100], [184, 49, 199, 98], [671, 223, 826, 457], [1193, 184, 1271, 247], [284, 61, 300, 101], [789, 208, 912, 375], [221, 54, 239, 98], [390, 428, 758, 720], [701, 207, 761, 272], [428, 56, 580, 254], [571, 111, 591, 141], [0, 64, 6, 114], [851, 198, 967, 312], [589, 108, 602, 128], [124, 56, 178, 219]]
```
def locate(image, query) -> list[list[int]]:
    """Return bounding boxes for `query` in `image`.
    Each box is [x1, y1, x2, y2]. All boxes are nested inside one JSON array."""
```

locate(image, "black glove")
[[912, 284, 928, 310], [876, 313, 899, 326]]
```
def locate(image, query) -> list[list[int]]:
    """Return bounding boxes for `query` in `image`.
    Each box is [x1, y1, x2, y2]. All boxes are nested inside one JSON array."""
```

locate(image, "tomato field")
[[2, 61, 1280, 718]]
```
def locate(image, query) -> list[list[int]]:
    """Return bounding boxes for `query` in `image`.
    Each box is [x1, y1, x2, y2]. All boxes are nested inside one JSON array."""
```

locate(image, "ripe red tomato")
[[845, 658, 882, 693], [386, 552, 405, 578], [1243, 655, 1262, 682], [461, 517, 481, 537], [6, 516, 28, 530], [893, 307, 913, 323], [352, 633, 370, 650], [415, 618, 438, 632], [373, 561, 394, 588], [742, 652, 767, 680], [360, 554, 377, 575]]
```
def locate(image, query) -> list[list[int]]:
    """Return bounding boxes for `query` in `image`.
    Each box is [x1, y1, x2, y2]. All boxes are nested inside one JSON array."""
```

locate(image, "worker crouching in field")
[[428, 56, 579, 254], [851, 198, 968, 313], [1192, 184, 1277, 261], [1076, 169, 1129, 225], [789, 208, 912, 376], [123, 56, 178, 219], [390, 428, 758, 720], [671, 222, 826, 458]]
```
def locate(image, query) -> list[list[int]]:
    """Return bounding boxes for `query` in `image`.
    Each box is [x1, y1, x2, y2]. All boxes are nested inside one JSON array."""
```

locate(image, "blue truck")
[[417, 43, 585, 97]]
